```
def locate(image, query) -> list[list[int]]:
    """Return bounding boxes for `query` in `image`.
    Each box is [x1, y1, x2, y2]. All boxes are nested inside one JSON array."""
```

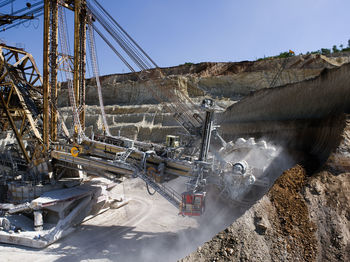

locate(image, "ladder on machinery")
[[135, 170, 181, 209]]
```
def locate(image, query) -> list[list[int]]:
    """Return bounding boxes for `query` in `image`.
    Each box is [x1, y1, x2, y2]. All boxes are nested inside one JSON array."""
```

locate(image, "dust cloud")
[[0, 140, 296, 262], [86, 138, 297, 262]]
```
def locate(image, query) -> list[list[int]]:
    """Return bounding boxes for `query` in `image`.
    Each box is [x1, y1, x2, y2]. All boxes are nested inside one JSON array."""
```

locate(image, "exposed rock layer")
[[58, 53, 350, 107], [59, 53, 350, 151], [181, 164, 350, 262]]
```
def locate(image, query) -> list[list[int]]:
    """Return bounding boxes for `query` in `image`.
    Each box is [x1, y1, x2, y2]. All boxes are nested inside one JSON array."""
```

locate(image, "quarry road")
[[0, 178, 212, 262], [0, 156, 293, 262], [67, 196, 154, 253]]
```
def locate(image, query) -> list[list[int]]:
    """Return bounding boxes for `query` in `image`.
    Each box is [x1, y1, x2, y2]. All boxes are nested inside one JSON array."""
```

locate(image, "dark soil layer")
[[268, 166, 317, 261], [181, 165, 350, 262]]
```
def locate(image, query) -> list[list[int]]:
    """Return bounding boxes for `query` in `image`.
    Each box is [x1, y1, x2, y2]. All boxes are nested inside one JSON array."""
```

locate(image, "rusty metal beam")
[[73, 0, 86, 132], [6, 84, 13, 105], [43, 0, 50, 148], [0, 92, 30, 163], [73, 0, 80, 135], [0, 70, 8, 83], [50, 0, 58, 141], [79, 0, 86, 129], [59, 1, 74, 11], [11, 83, 42, 142]]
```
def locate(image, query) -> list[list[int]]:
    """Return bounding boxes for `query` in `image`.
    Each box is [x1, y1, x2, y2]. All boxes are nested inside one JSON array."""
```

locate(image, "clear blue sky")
[[1, 0, 350, 76]]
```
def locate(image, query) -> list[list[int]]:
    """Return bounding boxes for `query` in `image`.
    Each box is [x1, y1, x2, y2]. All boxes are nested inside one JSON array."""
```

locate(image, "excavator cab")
[[166, 135, 179, 148], [179, 191, 206, 216]]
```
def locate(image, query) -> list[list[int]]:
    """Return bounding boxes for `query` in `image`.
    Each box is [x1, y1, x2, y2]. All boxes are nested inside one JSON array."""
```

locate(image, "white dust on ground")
[[0, 177, 236, 262], [0, 140, 295, 262]]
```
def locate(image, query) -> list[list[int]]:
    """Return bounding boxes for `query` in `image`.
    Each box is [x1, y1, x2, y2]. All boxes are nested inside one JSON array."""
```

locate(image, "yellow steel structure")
[[73, 0, 87, 132], [43, 0, 87, 144], [43, 0, 59, 146], [0, 88, 30, 162], [52, 140, 195, 178], [50, 0, 59, 141], [43, 0, 50, 148], [0, 0, 88, 165], [0, 44, 44, 163]]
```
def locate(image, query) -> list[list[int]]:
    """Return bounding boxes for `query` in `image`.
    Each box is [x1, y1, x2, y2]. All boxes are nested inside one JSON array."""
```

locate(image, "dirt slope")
[[181, 164, 349, 262], [181, 116, 350, 262]]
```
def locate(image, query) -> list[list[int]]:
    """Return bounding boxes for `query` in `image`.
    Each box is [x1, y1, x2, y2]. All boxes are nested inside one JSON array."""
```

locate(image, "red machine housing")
[[179, 191, 205, 216]]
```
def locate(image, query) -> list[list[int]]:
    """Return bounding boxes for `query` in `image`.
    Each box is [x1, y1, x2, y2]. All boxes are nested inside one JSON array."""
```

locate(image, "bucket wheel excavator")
[[0, 0, 272, 217], [0, 0, 349, 248]]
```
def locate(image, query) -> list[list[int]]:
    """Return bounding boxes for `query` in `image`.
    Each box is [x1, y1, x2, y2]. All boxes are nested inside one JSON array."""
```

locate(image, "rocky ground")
[[181, 164, 350, 262], [180, 101, 350, 262]]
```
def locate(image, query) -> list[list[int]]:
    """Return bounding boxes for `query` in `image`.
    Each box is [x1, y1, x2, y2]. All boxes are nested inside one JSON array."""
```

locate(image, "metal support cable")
[[93, 28, 199, 132], [92, 14, 147, 71], [87, 4, 140, 66], [57, 4, 84, 139], [87, 3, 149, 71], [97, 7, 153, 70], [87, 1, 151, 69], [91, 0, 158, 68], [11, 1, 43, 16], [92, 24, 135, 73], [269, 57, 290, 88], [2, 7, 43, 31], [88, 3, 195, 105], [87, 22, 110, 135], [86, 1, 203, 134], [0, 0, 14, 9]]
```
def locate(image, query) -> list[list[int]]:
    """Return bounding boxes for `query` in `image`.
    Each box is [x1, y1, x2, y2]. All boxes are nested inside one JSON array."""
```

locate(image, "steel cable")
[[86, 0, 203, 134], [57, 4, 84, 139], [88, 1, 153, 70], [87, 3, 148, 71], [91, 0, 158, 68], [87, 22, 110, 135]]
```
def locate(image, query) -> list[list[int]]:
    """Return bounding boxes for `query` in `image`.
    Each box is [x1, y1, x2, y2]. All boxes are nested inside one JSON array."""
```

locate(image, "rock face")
[[59, 53, 350, 107], [181, 165, 350, 262], [59, 52, 350, 144], [180, 117, 350, 262]]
